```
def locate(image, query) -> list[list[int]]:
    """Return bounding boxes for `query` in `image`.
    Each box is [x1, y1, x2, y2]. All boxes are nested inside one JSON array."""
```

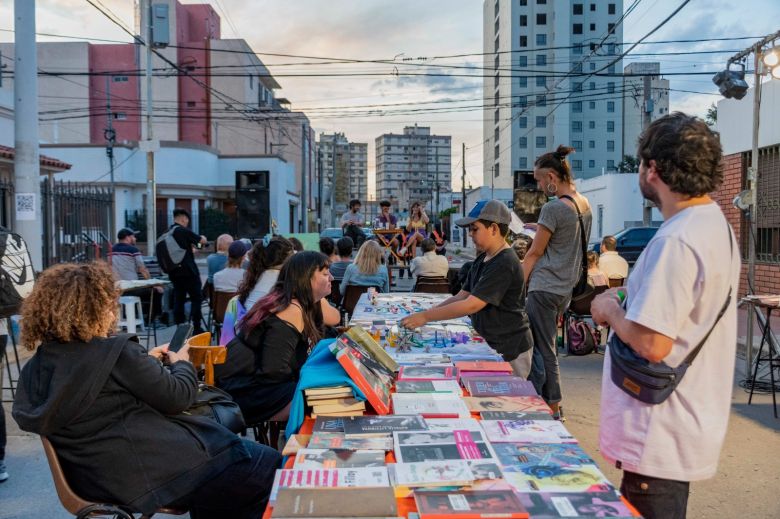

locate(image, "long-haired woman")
[[238, 236, 294, 310], [403, 201, 429, 259], [340, 240, 390, 294], [12, 262, 280, 518], [523, 145, 592, 420], [216, 251, 338, 422]]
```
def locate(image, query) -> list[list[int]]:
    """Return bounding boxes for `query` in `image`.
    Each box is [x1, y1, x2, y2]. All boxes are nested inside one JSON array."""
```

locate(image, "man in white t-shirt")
[[410, 238, 450, 279], [591, 113, 739, 519], [599, 235, 629, 280]]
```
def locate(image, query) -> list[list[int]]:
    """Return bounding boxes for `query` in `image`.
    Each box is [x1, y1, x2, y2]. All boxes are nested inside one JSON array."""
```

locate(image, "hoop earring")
[[545, 182, 559, 195]]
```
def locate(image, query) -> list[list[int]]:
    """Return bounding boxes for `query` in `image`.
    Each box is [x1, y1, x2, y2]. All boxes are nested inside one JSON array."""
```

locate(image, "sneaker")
[[552, 406, 566, 422], [0, 460, 8, 483]]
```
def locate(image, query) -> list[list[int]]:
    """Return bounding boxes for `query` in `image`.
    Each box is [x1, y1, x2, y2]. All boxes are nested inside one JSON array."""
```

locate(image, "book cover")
[[293, 449, 386, 468], [502, 464, 613, 493], [392, 393, 471, 418], [343, 415, 428, 437], [515, 490, 639, 518], [479, 411, 553, 421], [455, 361, 512, 373], [311, 398, 366, 414], [337, 335, 394, 383], [414, 490, 528, 519], [397, 365, 458, 381], [425, 418, 482, 432], [491, 443, 594, 470], [395, 380, 463, 395], [464, 396, 551, 414], [270, 467, 390, 503], [393, 430, 497, 463], [480, 420, 576, 444], [308, 432, 394, 451], [392, 460, 475, 487], [463, 377, 537, 397], [272, 487, 398, 518], [311, 410, 365, 418], [329, 340, 392, 415], [345, 325, 399, 373], [281, 434, 311, 456], [465, 459, 504, 481], [312, 417, 346, 433]]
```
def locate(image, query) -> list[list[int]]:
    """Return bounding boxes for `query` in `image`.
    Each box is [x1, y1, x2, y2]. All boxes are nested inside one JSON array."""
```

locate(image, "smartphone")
[[167, 323, 194, 353]]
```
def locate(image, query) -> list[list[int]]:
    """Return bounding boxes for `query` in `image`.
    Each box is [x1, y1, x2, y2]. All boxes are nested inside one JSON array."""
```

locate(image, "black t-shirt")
[[168, 224, 201, 277], [464, 248, 532, 360]]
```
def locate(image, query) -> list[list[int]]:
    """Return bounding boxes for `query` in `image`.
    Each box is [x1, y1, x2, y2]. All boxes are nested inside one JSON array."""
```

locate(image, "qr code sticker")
[[447, 493, 470, 511], [16, 194, 34, 213]]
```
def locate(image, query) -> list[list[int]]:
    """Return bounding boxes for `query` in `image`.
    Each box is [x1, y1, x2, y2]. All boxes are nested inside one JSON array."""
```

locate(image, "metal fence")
[[41, 180, 114, 267]]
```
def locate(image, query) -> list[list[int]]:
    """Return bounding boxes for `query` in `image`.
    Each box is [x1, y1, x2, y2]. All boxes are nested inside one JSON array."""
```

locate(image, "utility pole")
[[317, 146, 323, 232], [104, 76, 116, 239], [745, 50, 762, 374], [461, 143, 466, 247], [301, 122, 308, 232], [330, 134, 337, 227], [143, 0, 157, 254], [641, 74, 653, 226], [13, 0, 43, 270]]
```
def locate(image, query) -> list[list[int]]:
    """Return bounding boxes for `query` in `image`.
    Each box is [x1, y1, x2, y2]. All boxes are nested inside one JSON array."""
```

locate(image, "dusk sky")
[[1, 0, 779, 193]]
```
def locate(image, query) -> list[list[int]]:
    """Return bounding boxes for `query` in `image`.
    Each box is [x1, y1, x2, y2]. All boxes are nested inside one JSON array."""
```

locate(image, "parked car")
[[320, 227, 343, 240], [592, 227, 659, 264]]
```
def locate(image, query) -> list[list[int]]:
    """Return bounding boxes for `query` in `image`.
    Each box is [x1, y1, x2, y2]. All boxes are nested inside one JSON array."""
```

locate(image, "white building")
[[621, 62, 670, 158], [375, 125, 452, 213], [483, 0, 625, 188], [317, 133, 368, 226]]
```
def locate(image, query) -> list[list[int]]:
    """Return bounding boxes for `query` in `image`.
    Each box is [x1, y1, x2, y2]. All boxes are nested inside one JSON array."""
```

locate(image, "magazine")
[[515, 490, 639, 518], [270, 466, 391, 503], [491, 443, 594, 470], [343, 415, 428, 437], [480, 420, 576, 444], [463, 377, 538, 397], [463, 396, 551, 414], [293, 449, 386, 468], [503, 464, 613, 493], [392, 460, 475, 487]]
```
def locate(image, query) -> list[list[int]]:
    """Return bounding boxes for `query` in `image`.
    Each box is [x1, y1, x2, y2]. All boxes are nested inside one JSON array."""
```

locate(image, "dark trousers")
[[171, 272, 204, 332], [170, 439, 282, 519], [0, 334, 6, 460], [620, 471, 690, 519], [344, 224, 366, 247], [527, 290, 569, 404]]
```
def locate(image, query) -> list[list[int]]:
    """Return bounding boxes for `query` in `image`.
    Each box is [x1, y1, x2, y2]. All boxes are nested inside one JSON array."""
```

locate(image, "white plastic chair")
[[117, 296, 145, 333]]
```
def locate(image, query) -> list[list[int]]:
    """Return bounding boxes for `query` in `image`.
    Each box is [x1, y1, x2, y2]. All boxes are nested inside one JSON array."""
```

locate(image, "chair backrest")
[[414, 276, 451, 294], [329, 279, 342, 306], [608, 276, 625, 288], [568, 284, 609, 316], [213, 291, 237, 324], [342, 285, 378, 316], [188, 345, 227, 385], [41, 437, 94, 515], [187, 331, 212, 347]]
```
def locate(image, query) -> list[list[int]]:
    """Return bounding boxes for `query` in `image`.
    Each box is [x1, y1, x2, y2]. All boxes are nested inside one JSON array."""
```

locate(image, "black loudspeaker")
[[236, 171, 270, 238]]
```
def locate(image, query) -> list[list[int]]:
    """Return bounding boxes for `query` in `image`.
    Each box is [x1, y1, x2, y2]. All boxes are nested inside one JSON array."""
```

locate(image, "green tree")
[[617, 155, 639, 173], [705, 103, 717, 127]]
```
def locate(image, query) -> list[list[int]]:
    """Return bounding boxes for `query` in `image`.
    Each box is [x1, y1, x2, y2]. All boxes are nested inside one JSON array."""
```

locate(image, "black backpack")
[[155, 225, 187, 274], [0, 228, 36, 318]]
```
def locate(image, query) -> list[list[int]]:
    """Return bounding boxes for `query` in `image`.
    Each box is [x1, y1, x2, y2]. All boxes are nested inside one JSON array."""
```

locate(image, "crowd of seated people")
[[340, 240, 390, 295]]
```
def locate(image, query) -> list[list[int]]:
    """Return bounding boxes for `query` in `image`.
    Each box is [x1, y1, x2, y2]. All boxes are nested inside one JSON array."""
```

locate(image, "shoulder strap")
[[559, 195, 588, 271]]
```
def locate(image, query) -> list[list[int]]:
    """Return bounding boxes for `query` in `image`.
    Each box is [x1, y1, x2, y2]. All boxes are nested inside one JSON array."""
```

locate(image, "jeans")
[[527, 290, 569, 403], [170, 439, 282, 519], [620, 471, 690, 519], [344, 224, 366, 247], [170, 272, 204, 332]]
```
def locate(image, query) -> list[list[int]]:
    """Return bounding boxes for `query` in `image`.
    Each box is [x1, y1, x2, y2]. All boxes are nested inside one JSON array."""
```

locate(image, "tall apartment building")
[[484, 0, 624, 188], [622, 62, 670, 160], [375, 125, 452, 215], [317, 133, 368, 225]]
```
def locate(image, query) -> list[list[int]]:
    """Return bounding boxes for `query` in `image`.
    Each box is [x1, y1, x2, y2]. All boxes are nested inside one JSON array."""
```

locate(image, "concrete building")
[[0, 0, 315, 231], [317, 133, 368, 226], [375, 125, 452, 214], [621, 62, 670, 159], [483, 0, 624, 188], [714, 78, 780, 296]]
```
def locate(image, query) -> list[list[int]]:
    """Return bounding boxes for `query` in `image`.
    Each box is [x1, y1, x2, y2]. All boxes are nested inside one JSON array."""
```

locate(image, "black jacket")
[[12, 334, 249, 514]]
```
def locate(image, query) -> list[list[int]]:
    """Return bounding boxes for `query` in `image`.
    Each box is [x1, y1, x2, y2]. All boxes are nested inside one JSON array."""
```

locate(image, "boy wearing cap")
[[213, 241, 248, 292], [109, 228, 149, 281], [401, 200, 534, 377]]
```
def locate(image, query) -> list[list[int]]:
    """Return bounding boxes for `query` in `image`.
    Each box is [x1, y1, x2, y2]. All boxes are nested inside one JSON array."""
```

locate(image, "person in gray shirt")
[[523, 145, 592, 420]]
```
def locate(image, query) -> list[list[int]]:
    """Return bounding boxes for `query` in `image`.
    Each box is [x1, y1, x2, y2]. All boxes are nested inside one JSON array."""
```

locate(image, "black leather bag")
[[559, 195, 593, 304], [184, 383, 246, 434]]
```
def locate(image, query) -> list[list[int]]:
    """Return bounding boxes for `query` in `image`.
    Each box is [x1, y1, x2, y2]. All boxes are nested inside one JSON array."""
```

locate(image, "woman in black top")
[[216, 251, 338, 422], [12, 262, 281, 519]]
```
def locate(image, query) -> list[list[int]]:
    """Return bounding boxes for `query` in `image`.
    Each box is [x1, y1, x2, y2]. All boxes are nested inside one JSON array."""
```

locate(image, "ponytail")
[[535, 144, 576, 184]]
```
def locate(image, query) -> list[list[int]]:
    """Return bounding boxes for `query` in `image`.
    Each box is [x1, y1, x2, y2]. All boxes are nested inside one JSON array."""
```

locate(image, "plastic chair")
[[117, 296, 145, 334], [414, 276, 451, 294], [342, 285, 379, 316], [186, 332, 227, 386], [41, 437, 186, 519], [210, 291, 237, 343]]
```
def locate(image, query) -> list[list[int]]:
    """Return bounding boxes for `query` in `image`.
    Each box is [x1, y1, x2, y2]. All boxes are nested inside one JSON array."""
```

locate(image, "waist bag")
[[183, 383, 246, 434]]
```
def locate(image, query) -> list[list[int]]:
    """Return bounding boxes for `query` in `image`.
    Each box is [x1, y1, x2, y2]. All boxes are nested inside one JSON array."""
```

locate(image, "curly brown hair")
[[20, 262, 119, 350]]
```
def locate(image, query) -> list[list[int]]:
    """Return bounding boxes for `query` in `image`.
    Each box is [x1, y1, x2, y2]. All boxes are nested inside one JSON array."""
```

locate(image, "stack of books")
[[304, 386, 365, 418]]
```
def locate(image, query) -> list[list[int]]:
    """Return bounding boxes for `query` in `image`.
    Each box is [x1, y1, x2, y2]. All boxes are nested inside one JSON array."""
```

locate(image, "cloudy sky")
[[1, 0, 779, 193]]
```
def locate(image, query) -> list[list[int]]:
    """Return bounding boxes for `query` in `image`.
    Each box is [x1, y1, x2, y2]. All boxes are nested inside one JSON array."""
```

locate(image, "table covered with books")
[[263, 293, 641, 519]]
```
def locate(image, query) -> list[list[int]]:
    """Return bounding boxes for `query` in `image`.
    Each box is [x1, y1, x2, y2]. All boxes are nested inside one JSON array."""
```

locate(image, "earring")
[[546, 182, 559, 195]]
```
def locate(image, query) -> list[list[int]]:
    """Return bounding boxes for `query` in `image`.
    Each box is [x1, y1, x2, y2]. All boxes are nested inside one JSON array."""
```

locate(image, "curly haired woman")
[[12, 262, 280, 518]]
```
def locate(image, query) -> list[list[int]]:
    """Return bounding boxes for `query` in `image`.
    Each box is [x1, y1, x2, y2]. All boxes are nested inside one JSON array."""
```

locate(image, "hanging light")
[[762, 46, 780, 67], [712, 64, 749, 99]]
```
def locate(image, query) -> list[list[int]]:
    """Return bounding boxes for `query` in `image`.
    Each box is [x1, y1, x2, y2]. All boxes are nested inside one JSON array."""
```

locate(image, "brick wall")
[[713, 151, 780, 297]]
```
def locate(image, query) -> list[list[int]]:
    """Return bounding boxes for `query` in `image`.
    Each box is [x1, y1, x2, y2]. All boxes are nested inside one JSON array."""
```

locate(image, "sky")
[[1, 0, 779, 194]]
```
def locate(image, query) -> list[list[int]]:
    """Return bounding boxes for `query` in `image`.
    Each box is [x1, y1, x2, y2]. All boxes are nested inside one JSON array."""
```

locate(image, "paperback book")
[[454, 361, 513, 373], [425, 418, 482, 432], [464, 396, 551, 414], [393, 430, 497, 463], [397, 366, 458, 381], [308, 432, 394, 451], [342, 415, 428, 437], [479, 411, 553, 421], [312, 417, 346, 433], [310, 398, 365, 414], [395, 380, 463, 395], [293, 449, 386, 468], [502, 464, 613, 493], [515, 490, 639, 518], [272, 487, 398, 518], [480, 420, 576, 444], [492, 443, 594, 470], [304, 386, 354, 399], [413, 490, 529, 519], [345, 325, 399, 373], [329, 338, 392, 415], [392, 393, 471, 418], [270, 467, 390, 503], [463, 377, 538, 397], [391, 460, 475, 487]]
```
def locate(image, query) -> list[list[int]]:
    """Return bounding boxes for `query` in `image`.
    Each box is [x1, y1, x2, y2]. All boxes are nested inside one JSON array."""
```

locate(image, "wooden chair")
[[210, 291, 237, 343], [342, 285, 379, 316], [608, 276, 625, 288], [186, 332, 227, 386], [414, 276, 451, 294], [41, 437, 186, 519]]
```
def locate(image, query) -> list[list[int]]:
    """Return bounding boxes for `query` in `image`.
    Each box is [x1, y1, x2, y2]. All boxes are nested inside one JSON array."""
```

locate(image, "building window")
[[589, 81, 596, 90], [589, 121, 596, 129], [519, 117, 527, 128], [589, 101, 596, 109], [495, 73, 500, 87], [573, 23, 583, 34], [518, 56, 528, 67], [536, 95, 546, 107], [519, 137, 528, 149], [518, 96, 528, 107], [519, 157, 528, 168], [495, 127, 500, 143], [607, 81, 615, 93], [608, 64, 616, 74], [495, 109, 499, 123], [572, 121, 582, 132], [536, 54, 547, 66], [608, 43, 617, 55], [520, 15, 527, 26], [519, 0, 527, 5], [495, 92, 500, 106], [590, 3, 596, 11], [536, 75, 546, 87], [589, 159, 595, 168], [573, 101, 582, 113], [113, 112, 127, 120], [536, 136, 546, 148], [495, 18, 499, 34], [590, 23, 596, 31], [537, 0, 546, 3], [607, 160, 615, 170], [536, 33, 547, 45], [572, 160, 582, 171], [607, 121, 615, 132], [589, 140, 595, 149], [573, 140, 582, 151], [607, 140, 615, 151], [519, 35, 528, 47], [573, 3, 583, 15], [495, 36, 499, 53], [574, 63, 583, 73], [609, 3, 616, 14], [607, 101, 615, 112], [536, 13, 547, 25], [536, 115, 546, 128], [573, 43, 583, 55], [574, 82, 583, 92], [590, 62, 596, 71], [608, 23, 615, 34], [186, 101, 196, 107], [518, 76, 528, 87]]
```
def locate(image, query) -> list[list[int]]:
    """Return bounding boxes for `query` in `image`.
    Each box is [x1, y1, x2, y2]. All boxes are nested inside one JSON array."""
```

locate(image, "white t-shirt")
[[599, 250, 629, 279], [600, 203, 739, 481], [213, 267, 245, 293], [244, 269, 280, 309]]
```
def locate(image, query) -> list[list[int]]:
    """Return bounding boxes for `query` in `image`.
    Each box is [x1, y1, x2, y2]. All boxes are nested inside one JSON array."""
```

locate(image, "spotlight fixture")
[[762, 46, 780, 67], [712, 64, 749, 100], [773, 66, 780, 80]]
